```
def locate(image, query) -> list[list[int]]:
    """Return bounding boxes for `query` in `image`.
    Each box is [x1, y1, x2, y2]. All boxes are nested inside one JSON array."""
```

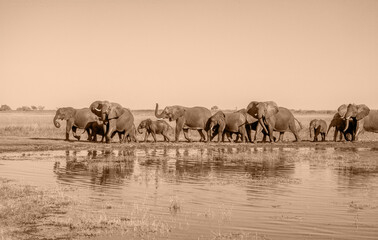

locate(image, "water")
[[1, 147, 378, 239]]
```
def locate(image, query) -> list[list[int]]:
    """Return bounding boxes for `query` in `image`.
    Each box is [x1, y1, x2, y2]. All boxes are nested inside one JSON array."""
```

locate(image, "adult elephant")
[[338, 104, 378, 141], [155, 103, 211, 142], [246, 101, 302, 143], [207, 110, 256, 143], [53, 107, 99, 141], [90, 101, 137, 143], [327, 113, 354, 142]]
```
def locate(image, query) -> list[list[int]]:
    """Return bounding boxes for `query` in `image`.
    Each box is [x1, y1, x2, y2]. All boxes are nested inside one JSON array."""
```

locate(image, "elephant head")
[[207, 111, 226, 140], [237, 108, 257, 125], [53, 107, 76, 128], [337, 104, 370, 132], [246, 101, 279, 134], [137, 119, 152, 134], [90, 101, 125, 122], [309, 119, 319, 140], [155, 103, 185, 122], [208, 111, 226, 131]]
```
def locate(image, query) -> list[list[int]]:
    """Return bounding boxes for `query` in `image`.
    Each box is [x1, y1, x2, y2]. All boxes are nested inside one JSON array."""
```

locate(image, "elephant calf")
[[137, 119, 172, 142], [309, 119, 327, 142], [89, 121, 105, 142]]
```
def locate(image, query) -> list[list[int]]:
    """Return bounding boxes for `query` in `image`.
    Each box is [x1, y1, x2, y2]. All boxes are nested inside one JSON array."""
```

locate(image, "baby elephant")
[[309, 119, 327, 142], [137, 119, 172, 142]]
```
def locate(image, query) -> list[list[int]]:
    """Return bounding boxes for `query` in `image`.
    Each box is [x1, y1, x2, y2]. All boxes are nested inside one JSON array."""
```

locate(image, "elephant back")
[[224, 112, 245, 132], [74, 108, 98, 128], [185, 106, 212, 129]]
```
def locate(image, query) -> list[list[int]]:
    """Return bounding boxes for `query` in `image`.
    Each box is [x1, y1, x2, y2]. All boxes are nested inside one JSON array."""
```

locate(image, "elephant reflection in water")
[[54, 150, 134, 186]]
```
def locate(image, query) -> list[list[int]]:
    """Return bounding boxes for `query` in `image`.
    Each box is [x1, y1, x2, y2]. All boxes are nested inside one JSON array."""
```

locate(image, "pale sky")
[[1, 0, 377, 110]]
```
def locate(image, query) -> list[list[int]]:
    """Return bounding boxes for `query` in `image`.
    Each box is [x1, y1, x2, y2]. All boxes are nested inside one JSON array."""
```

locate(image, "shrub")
[[16, 106, 32, 111], [0, 105, 12, 111]]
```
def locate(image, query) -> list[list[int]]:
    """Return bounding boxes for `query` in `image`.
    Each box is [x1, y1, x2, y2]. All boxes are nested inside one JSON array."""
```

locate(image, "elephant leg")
[[235, 134, 240, 142], [183, 129, 191, 142], [245, 125, 252, 143], [106, 120, 117, 143], [354, 121, 363, 142], [253, 123, 262, 143], [226, 132, 233, 142], [111, 131, 117, 138], [240, 126, 247, 143], [321, 133, 326, 141], [198, 130, 206, 142], [151, 131, 157, 142], [289, 122, 301, 142], [262, 134, 267, 142], [65, 120, 74, 141], [276, 132, 284, 142], [175, 120, 184, 142], [118, 132, 123, 143], [144, 132, 149, 142], [267, 124, 275, 143], [338, 131, 343, 141], [333, 129, 338, 142], [72, 126, 81, 141], [314, 127, 321, 142], [162, 132, 170, 142], [86, 128, 91, 141]]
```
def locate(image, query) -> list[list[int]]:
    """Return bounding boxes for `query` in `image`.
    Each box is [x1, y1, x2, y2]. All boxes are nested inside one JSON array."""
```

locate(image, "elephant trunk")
[[53, 114, 61, 128], [155, 103, 164, 118], [344, 117, 350, 132], [137, 124, 143, 134], [259, 117, 268, 135], [327, 124, 333, 135], [309, 126, 313, 139]]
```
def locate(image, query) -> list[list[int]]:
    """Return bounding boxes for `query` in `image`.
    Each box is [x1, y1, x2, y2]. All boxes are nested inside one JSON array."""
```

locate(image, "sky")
[[1, 0, 377, 110]]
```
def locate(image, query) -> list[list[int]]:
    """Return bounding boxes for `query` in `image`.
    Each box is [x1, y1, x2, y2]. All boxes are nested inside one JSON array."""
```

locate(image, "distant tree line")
[[0, 104, 45, 111]]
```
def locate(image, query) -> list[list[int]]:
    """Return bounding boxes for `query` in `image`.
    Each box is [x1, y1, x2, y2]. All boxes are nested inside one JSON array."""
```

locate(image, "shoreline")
[[1, 136, 377, 153]]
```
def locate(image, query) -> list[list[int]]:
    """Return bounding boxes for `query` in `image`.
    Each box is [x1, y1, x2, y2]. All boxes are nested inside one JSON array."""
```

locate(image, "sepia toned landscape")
[[1, 109, 378, 240], [1, 0, 378, 239]]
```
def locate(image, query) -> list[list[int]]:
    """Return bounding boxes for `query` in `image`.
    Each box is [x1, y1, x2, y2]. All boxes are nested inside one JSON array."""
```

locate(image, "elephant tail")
[[294, 118, 303, 130]]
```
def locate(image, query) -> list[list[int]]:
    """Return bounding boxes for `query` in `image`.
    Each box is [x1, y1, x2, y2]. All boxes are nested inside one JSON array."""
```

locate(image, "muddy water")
[[1, 146, 378, 239]]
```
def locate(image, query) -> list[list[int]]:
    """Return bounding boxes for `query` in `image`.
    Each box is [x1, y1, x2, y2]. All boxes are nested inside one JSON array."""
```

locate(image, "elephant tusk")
[[94, 108, 101, 112]]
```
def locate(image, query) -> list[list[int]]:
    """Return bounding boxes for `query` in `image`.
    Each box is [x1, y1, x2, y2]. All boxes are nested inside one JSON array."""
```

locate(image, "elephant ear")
[[171, 106, 185, 121], [356, 104, 370, 120], [238, 108, 256, 124], [337, 104, 348, 118], [264, 101, 279, 118], [61, 107, 76, 120], [246, 101, 259, 118], [108, 104, 125, 119], [146, 118, 152, 126]]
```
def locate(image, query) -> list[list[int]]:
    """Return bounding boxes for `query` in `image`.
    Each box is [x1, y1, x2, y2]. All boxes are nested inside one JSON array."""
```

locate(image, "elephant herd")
[[53, 100, 378, 144]]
